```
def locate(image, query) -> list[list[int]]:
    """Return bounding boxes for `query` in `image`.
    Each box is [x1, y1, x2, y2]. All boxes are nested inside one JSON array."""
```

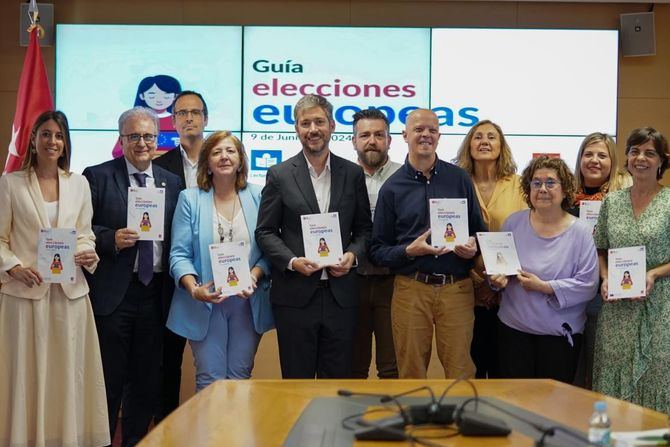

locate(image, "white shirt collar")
[[304, 152, 331, 178], [179, 145, 198, 168], [124, 157, 153, 177]]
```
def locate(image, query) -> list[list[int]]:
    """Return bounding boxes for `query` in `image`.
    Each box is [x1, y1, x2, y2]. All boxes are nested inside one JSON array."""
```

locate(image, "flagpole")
[[3, 3, 54, 174], [26, 0, 45, 39]]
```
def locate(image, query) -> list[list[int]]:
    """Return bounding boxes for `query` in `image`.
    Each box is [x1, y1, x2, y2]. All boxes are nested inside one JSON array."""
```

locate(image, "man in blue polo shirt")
[[369, 108, 486, 379]]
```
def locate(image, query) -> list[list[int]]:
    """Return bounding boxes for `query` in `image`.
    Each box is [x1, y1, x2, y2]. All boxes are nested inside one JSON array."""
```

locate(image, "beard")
[[300, 132, 329, 155], [357, 149, 388, 169]]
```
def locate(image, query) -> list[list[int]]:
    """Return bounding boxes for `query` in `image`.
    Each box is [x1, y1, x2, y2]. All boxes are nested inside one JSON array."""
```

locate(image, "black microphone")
[[454, 396, 591, 442], [453, 397, 515, 437], [380, 386, 455, 425], [337, 389, 406, 418], [337, 388, 410, 441]]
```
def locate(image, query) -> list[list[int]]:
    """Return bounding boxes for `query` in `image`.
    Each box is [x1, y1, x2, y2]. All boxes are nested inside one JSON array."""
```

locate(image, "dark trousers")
[[497, 320, 582, 384], [470, 305, 500, 378], [155, 327, 186, 422], [351, 275, 398, 379], [573, 295, 602, 389], [273, 286, 358, 379], [95, 275, 163, 447]]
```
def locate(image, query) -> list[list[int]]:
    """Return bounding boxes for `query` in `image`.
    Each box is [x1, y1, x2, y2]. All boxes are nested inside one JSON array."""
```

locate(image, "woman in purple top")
[[489, 156, 599, 383]]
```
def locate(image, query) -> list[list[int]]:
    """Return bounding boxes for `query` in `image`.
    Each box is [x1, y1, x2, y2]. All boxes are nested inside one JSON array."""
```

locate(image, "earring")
[[207, 169, 212, 175], [237, 167, 242, 173]]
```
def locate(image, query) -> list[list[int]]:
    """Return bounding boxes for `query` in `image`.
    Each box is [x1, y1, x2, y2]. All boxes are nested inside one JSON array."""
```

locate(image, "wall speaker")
[[620, 12, 655, 57]]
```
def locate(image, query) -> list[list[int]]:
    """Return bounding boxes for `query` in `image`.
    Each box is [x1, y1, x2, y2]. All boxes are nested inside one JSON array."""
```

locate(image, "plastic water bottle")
[[588, 401, 611, 446]]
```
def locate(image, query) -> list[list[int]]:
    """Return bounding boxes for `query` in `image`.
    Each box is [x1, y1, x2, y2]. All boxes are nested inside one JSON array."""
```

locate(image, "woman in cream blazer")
[[0, 111, 110, 447]]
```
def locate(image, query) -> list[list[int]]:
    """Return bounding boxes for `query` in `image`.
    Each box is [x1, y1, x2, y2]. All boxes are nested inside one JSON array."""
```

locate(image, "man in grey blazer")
[[255, 94, 372, 378]]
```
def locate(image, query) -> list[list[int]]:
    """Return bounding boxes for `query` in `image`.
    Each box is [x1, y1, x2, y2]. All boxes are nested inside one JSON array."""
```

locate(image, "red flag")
[[4, 28, 54, 174]]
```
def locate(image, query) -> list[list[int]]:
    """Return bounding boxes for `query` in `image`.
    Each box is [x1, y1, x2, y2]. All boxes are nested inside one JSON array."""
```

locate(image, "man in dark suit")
[[152, 90, 207, 421], [255, 94, 372, 379], [83, 106, 182, 446]]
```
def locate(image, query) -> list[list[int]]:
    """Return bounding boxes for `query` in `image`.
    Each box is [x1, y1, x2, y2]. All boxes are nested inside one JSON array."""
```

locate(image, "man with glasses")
[[154, 90, 209, 189], [83, 107, 183, 446], [153, 90, 208, 421], [369, 109, 486, 379]]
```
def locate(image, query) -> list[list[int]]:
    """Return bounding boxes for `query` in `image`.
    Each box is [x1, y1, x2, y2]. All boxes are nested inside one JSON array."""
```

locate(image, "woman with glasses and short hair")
[[593, 127, 670, 414], [488, 156, 598, 382]]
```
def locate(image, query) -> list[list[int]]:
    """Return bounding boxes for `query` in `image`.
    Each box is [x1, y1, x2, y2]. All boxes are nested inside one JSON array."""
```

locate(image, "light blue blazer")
[[166, 184, 274, 341]]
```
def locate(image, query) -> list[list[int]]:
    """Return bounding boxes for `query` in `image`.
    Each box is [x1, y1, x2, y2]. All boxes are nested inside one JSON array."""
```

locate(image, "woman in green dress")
[[593, 127, 670, 413]]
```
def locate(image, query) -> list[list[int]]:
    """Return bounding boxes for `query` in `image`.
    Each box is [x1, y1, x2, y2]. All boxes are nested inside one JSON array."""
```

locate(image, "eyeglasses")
[[530, 179, 560, 190], [121, 133, 156, 143], [173, 109, 204, 118]]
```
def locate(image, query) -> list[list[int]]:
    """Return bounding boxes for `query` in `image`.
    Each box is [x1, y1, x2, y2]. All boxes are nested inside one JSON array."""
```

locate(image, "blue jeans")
[[189, 296, 260, 391]]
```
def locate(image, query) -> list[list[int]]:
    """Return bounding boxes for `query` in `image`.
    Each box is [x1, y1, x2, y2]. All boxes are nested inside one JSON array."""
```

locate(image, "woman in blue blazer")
[[167, 131, 273, 391]]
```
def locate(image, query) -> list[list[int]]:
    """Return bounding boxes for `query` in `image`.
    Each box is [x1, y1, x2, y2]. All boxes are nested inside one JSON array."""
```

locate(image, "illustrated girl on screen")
[[112, 74, 183, 158], [51, 253, 63, 274], [140, 212, 152, 232], [621, 270, 633, 289], [318, 238, 330, 257], [444, 222, 456, 242], [227, 266, 239, 286]]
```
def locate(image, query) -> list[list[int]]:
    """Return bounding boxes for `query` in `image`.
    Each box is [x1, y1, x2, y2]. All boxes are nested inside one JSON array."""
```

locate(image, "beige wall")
[[3, 0, 669, 399]]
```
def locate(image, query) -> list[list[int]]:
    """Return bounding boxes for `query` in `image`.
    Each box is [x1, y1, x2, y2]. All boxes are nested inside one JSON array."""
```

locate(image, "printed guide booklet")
[[579, 200, 602, 234], [477, 231, 522, 276], [429, 198, 469, 250], [608, 245, 646, 300], [38, 228, 77, 284], [127, 186, 165, 241], [301, 212, 344, 267], [209, 241, 252, 296]]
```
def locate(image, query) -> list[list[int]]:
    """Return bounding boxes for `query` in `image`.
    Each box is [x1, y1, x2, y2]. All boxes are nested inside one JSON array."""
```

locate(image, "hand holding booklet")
[[476, 232, 522, 276], [607, 246, 646, 300], [301, 212, 344, 267], [429, 198, 469, 250], [127, 187, 165, 241], [209, 241, 253, 296], [37, 228, 77, 284]]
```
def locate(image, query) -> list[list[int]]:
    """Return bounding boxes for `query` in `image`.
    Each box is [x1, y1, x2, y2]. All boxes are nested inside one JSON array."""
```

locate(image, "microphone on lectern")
[[336, 389, 409, 441], [380, 386, 456, 425], [452, 397, 512, 437]]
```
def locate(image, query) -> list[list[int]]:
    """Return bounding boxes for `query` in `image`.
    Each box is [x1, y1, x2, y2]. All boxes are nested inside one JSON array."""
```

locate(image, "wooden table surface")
[[139, 379, 668, 447]]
